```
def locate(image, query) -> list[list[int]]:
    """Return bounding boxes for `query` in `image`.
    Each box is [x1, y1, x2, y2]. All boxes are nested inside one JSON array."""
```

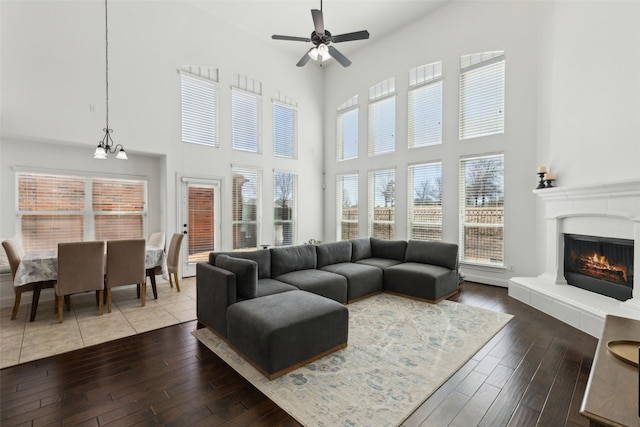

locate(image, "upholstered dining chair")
[[147, 233, 184, 294], [2, 239, 56, 322], [56, 241, 106, 323], [147, 231, 165, 249], [105, 239, 147, 312]]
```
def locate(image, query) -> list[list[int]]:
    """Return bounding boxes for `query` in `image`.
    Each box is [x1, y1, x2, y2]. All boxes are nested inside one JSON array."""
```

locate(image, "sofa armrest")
[[196, 262, 236, 338]]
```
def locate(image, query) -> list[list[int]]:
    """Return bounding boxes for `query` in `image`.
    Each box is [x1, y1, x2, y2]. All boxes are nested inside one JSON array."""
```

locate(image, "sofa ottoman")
[[226, 290, 349, 380]]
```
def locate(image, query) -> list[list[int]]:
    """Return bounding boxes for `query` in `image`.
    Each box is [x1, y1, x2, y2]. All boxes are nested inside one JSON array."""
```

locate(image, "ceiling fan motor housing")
[[311, 30, 332, 47]]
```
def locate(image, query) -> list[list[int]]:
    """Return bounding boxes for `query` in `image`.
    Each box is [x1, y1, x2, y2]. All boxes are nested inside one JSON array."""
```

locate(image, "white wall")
[[323, 1, 544, 286], [0, 0, 325, 306]]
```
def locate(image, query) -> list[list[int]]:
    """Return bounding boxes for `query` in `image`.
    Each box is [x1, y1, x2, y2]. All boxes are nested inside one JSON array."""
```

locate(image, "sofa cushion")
[[351, 238, 372, 262], [256, 278, 298, 298], [215, 255, 258, 299], [275, 269, 348, 303], [316, 241, 352, 268], [210, 250, 271, 279], [356, 257, 403, 270], [270, 244, 317, 277], [370, 238, 407, 261], [320, 262, 383, 302], [405, 240, 458, 270], [383, 262, 459, 302]]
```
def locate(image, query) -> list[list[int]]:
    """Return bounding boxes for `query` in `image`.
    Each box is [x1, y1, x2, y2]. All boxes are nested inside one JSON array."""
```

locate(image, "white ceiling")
[[183, 0, 450, 66]]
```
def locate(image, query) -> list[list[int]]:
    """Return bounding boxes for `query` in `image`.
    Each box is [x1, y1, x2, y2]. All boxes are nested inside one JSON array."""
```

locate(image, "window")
[[408, 62, 443, 148], [232, 167, 261, 250], [459, 154, 504, 266], [368, 78, 396, 156], [273, 171, 296, 246], [273, 101, 297, 159], [17, 172, 146, 252], [336, 174, 358, 240], [368, 169, 395, 240], [459, 51, 505, 140], [180, 70, 218, 147], [408, 162, 442, 241], [232, 89, 261, 153], [337, 95, 359, 161]]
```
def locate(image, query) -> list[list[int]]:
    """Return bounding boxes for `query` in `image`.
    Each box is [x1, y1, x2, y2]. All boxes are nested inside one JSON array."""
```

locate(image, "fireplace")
[[564, 234, 634, 301]]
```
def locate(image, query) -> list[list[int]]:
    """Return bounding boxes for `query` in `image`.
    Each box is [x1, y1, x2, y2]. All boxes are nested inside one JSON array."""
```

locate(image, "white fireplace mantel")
[[509, 178, 640, 337]]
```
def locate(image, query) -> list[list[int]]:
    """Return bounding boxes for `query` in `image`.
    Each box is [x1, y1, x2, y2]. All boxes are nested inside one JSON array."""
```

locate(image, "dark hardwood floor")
[[1, 282, 597, 427]]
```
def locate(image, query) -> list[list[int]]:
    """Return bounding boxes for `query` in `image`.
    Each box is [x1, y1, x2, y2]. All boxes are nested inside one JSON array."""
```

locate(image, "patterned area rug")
[[193, 293, 513, 426]]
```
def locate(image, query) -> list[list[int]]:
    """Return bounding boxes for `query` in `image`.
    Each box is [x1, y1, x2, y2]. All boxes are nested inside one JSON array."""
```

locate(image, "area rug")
[[193, 293, 513, 426]]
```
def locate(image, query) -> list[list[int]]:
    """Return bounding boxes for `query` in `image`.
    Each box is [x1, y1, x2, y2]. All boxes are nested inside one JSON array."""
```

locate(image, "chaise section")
[[226, 290, 349, 380]]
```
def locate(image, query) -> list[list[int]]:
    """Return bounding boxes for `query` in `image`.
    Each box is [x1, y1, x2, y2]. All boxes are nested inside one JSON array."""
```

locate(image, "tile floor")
[[0, 276, 197, 369]]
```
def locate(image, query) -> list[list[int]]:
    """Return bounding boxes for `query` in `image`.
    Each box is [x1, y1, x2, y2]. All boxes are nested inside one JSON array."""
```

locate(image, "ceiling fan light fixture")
[[308, 47, 319, 61], [317, 43, 329, 58]]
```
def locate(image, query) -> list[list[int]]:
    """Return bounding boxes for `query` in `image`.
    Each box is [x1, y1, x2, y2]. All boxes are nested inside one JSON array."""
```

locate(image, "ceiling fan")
[[271, 1, 370, 67]]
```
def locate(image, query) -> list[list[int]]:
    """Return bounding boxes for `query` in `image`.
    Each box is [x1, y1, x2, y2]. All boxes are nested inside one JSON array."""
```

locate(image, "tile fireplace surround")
[[509, 178, 640, 337]]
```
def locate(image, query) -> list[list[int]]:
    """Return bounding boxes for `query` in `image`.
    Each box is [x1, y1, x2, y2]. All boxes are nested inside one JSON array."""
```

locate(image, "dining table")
[[14, 245, 169, 292]]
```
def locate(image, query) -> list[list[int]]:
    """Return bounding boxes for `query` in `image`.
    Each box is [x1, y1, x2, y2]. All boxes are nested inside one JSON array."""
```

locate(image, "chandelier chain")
[[104, 0, 109, 131]]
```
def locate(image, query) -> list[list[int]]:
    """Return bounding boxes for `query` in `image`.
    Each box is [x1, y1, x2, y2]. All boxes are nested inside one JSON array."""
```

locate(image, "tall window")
[[408, 62, 443, 148], [232, 167, 261, 250], [408, 162, 442, 241], [459, 154, 504, 266], [232, 89, 262, 153], [273, 171, 296, 246], [336, 174, 358, 240], [368, 169, 396, 240], [337, 95, 359, 161], [273, 101, 297, 159], [368, 78, 396, 156], [459, 51, 505, 140], [180, 70, 218, 147], [17, 172, 146, 252]]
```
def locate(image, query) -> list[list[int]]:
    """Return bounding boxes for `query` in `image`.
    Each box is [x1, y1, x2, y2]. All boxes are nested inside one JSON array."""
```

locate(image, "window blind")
[[336, 173, 358, 241], [188, 184, 215, 263], [273, 171, 296, 246], [273, 102, 297, 159], [408, 80, 443, 148], [17, 172, 146, 252], [368, 169, 395, 240], [408, 162, 442, 241], [368, 96, 396, 156], [232, 166, 261, 250], [459, 154, 504, 265], [459, 52, 505, 140], [337, 107, 358, 161], [181, 73, 218, 147], [232, 88, 262, 153]]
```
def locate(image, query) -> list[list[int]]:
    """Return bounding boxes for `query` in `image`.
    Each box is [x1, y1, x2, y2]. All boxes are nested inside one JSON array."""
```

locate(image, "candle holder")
[[545, 178, 555, 188], [536, 172, 546, 189]]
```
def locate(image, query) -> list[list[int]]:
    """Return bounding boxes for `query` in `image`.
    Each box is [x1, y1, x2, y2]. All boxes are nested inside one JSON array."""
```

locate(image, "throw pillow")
[[215, 255, 258, 299]]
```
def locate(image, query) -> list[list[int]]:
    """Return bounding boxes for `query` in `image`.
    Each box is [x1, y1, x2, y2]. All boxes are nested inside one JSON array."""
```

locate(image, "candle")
[[544, 172, 555, 180], [537, 166, 547, 173]]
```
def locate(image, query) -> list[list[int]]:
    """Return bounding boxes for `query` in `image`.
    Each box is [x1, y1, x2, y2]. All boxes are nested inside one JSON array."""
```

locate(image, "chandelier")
[[94, 0, 127, 160]]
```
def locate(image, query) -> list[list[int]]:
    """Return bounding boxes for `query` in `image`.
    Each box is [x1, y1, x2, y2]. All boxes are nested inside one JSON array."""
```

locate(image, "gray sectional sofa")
[[196, 237, 459, 379]]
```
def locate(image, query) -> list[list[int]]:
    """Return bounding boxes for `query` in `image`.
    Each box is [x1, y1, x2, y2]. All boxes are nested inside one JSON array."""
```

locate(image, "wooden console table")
[[580, 315, 640, 426]]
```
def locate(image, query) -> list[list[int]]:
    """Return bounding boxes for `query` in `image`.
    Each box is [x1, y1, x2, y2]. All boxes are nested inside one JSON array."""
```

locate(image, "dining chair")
[[2, 239, 56, 322], [147, 231, 165, 249], [56, 241, 106, 323], [105, 239, 147, 312], [147, 233, 184, 293]]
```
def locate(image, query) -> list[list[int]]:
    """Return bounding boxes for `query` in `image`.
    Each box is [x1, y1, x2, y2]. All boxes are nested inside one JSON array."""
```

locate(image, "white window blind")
[[336, 173, 358, 241], [337, 107, 358, 161], [368, 169, 395, 240], [273, 102, 297, 159], [459, 51, 505, 140], [459, 154, 504, 266], [232, 166, 261, 250], [274, 171, 296, 246], [232, 88, 262, 153], [368, 78, 396, 156], [17, 172, 146, 252], [408, 162, 442, 241], [181, 72, 218, 147], [408, 61, 443, 148]]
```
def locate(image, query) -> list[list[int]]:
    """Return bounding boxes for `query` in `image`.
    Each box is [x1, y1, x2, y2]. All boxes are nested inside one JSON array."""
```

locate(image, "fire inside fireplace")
[[564, 234, 634, 301]]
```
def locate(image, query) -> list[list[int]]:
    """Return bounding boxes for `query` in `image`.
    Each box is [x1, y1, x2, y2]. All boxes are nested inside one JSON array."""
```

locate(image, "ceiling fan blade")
[[272, 35, 311, 42], [331, 30, 370, 43], [311, 9, 325, 34], [296, 48, 314, 67], [328, 46, 351, 67]]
